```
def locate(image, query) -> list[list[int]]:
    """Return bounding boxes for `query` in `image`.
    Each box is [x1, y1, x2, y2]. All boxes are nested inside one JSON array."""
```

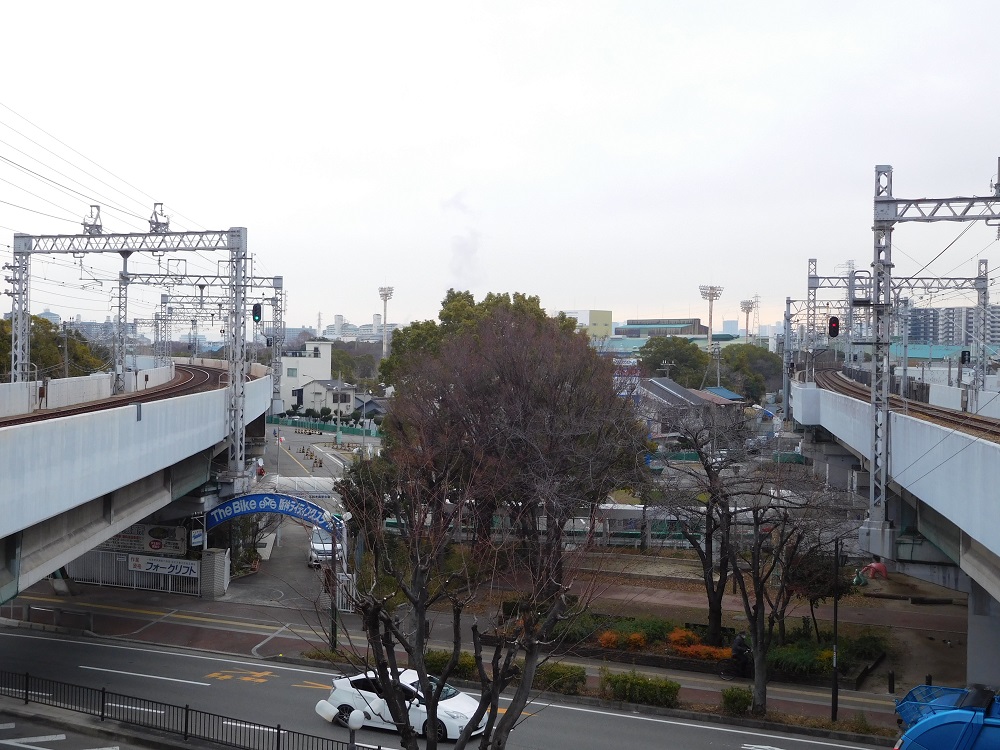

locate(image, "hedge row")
[[598, 668, 680, 708], [421, 650, 586, 695]]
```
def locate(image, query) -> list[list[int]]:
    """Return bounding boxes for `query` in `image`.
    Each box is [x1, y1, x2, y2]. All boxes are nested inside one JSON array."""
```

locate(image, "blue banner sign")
[[206, 493, 341, 534]]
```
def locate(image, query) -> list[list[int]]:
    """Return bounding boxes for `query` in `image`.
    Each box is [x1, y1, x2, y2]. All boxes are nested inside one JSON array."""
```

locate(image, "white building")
[[298, 378, 356, 417], [279, 340, 335, 413]]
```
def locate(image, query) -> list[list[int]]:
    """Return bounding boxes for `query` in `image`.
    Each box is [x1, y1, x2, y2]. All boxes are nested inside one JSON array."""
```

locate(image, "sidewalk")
[[1, 543, 967, 731]]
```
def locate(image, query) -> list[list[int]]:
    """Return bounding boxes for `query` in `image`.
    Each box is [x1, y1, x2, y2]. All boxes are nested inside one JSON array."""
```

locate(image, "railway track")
[[814, 369, 1000, 443], [0, 364, 224, 427]]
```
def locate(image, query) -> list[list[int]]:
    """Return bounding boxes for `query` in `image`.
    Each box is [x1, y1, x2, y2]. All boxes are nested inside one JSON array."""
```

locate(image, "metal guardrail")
[[0, 670, 351, 750]]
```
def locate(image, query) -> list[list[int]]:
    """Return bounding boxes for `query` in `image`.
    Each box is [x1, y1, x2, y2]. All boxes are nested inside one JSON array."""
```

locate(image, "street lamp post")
[[832, 537, 841, 721], [348, 709, 365, 750], [325, 511, 351, 650], [360, 389, 371, 459]]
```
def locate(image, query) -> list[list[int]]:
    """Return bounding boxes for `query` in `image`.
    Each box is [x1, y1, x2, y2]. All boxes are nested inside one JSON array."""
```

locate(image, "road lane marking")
[[0, 633, 337, 678], [252, 624, 290, 658], [79, 666, 211, 686], [0, 735, 66, 749], [21, 595, 166, 617], [294, 680, 333, 690], [532, 704, 875, 749], [221, 722, 286, 733], [17, 596, 328, 644], [0, 726, 12, 731], [205, 668, 274, 683], [106, 704, 164, 715]]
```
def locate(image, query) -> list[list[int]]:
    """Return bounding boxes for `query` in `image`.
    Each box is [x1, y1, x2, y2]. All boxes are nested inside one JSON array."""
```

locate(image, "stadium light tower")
[[699, 285, 724, 352], [378, 286, 394, 359], [740, 299, 755, 345]]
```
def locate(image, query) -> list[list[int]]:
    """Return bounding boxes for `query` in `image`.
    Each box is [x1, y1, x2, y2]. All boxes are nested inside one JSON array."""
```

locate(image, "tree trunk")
[[752, 647, 768, 715], [487, 642, 542, 750], [705, 585, 726, 646]]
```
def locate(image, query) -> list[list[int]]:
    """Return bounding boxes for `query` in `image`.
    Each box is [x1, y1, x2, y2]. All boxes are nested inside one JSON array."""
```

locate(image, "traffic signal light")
[[252, 303, 262, 323], [828, 316, 840, 338]]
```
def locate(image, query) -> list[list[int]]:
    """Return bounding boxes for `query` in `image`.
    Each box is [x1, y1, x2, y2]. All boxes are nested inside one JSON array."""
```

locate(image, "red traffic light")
[[828, 316, 840, 338]]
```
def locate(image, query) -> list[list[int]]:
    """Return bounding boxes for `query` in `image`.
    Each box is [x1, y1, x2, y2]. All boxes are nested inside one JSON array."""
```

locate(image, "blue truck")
[[894, 684, 1000, 749]]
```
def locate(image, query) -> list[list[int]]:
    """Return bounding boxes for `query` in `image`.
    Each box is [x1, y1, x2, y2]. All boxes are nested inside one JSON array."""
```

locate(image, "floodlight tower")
[[378, 286, 394, 359], [740, 299, 754, 344], [699, 285, 724, 352]]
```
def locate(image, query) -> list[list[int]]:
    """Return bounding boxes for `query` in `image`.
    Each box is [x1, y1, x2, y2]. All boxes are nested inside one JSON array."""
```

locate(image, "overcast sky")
[[3, 2, 1000, 336]]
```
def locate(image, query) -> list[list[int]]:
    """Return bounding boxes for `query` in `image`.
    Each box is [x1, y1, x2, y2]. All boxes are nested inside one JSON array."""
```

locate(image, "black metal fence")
[[0, 670, 350, 750]]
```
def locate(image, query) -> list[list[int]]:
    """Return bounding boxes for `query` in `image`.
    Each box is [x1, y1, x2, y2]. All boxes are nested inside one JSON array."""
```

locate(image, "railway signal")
[[828, 316, 839, 338], [252, 303, 263, 323]]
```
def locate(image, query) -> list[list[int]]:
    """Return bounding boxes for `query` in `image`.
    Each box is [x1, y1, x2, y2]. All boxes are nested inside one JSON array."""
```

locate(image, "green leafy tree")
[[329, 349, 356, 382], [379, 289, 575, 384], [0, 316, 109, 381], [720, 344, 783, 403], [637, 336, 710, 388]]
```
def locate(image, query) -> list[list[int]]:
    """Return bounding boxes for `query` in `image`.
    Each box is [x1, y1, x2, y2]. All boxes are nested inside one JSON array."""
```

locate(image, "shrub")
[[599, 668, 680, 708], [533, 662, 587, 695], [767, 644, 826, 676], [841, 631, 887, 661], [816, 648, 835, 672], [554, 611, 610, 645], [842, 712, 875, 734], [598, 630, 620, 649], [629, 616, 673, 643], [626, 632, 648, 650], [721, 686, 753, 716], [675, 644, 731, 661], [423, 649, 477, 680], [668, 628, 700, 647]]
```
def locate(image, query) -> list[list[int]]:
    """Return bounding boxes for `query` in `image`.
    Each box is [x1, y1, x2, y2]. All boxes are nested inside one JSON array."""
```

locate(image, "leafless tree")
[[726, 473, 856, 715], [646, 400, 755, 646], [336, 307, 650, 750], [647, 396, 856, 714]]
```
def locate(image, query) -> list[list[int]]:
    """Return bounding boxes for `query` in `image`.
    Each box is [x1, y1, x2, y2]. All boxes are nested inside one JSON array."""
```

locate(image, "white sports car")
[[316, 669, 486, 741]]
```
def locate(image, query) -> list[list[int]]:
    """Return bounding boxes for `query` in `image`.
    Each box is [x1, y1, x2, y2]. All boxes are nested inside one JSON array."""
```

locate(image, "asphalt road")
[[0, 632, 884, 750], [0, 713, 144, 750]]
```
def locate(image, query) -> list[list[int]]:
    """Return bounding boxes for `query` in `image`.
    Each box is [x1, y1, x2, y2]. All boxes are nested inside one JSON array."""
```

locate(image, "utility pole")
[[62, 323, 69, 379], [832, 537, 840, 722]]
